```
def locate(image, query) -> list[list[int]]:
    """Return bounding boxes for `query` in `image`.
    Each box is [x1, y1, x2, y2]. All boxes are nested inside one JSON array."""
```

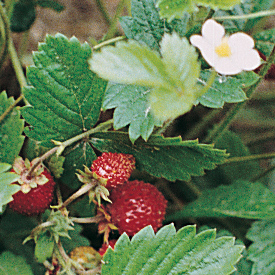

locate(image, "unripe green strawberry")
[[91, 152, 135, 189], [8, 157, 56, 216], [107, 180, 167, 236]]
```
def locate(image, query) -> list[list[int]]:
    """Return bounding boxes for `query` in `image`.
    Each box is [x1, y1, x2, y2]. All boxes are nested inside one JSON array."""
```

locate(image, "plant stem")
[[71, 216, 102, 224], [0, 3, 10, 69], [214, 9, 275, 20], [0, 94, 24, 123], [93, 36, 125, 50], [60, 182, 95, 209], [95, 0, 112, 26], [204, 44, 275, 144], [224, 152, 275, 164], [250, 163, 275, 182], [27, 119, 114, 177]]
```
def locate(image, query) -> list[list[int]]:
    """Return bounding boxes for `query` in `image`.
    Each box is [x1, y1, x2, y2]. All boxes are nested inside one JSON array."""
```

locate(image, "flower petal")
[[240, 49, 261, 71], [202, 19, 225, 45], [229, 32, 255, 52], [214, 56, 242, 75]]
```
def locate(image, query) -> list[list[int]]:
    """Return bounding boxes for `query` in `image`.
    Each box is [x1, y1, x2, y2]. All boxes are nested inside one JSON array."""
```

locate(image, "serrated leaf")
[[0, 251, 34, 275], [22, 34, 107, 147], [35, 232, 54, 263], [10, 0, 36, 32], [254, 28, 275, 56], [197, 71, 259, 108], [246, 220, 275, 275], [36, 0, 64, 12], [90, 33, 201, 120], [168, 180, 275, 220], [90, 132, 228, 181], [103, 84, 163, 143], [101, 224, 244, 275], [0, 91, 25, 164], [156, 0, 196, 22], [0, 164, 20, 213], [120, 0, 190, 51]]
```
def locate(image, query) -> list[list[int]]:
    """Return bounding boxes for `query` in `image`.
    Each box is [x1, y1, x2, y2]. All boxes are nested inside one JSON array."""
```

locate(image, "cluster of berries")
[[8, 152, 167, 258]]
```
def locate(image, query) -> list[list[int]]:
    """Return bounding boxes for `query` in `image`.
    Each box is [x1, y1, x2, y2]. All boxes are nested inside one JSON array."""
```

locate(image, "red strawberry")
[[98, 239, 117, 256], [91, 152, 135, 189], [8, 157, 56, 216], [107, 180, 167, 236]]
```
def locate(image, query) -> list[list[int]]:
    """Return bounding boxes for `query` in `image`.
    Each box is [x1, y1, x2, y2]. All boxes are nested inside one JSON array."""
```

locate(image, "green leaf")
[[156, 0, 196, 22], [168, 180, 275, 220], [0, 163, 20, 213], [45, 154, 65, 178], [120, 0, 190, 51], [103, 84, 163, 143], [254, 28, 275, 56], [246, 220, 275, 275], [0, 251, 34, 275], [101, 224, 244, 275], [36, 0, 64, 12], [197, 71, 259, 108], [0, 91, 25, 164], [10, 0, 36, 32], [90, 33, 201, 120], [35, 232, 54, 263], [22, 33, 107, 147], [90, 132, 228, 181]]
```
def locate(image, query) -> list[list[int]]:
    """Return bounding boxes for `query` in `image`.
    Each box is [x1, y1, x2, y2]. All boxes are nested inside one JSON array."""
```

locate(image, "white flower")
[[190, 19, 261, 75]]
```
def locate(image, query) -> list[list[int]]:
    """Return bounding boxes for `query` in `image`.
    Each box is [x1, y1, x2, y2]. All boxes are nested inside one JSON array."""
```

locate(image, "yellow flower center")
[[215, 38, 232, 57]]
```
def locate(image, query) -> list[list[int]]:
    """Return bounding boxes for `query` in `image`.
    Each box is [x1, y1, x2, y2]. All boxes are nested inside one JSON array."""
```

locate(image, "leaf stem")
[[214, 9, 275, 20], [250, 163, 275, 182], [27, 119, 114, 177], [204, 44, 275, 144], [71, 216, 102, 224], [93, 36, 125, 50], [0, 94, 24, 123], [224, 152, 275, 165], [95, 0, 112, 26]]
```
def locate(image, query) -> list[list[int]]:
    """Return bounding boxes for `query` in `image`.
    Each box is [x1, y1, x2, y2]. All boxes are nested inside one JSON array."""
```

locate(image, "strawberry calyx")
[[11, 157, 49, 193]]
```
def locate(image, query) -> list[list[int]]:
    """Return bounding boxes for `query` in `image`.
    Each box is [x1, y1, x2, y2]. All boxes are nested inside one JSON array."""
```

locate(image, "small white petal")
[[240, 49, 261, 71], [190, 35, 204, 48], [229, 32, 255, 52], [202, 19, 225, 45], [214, 56, 242, 75]]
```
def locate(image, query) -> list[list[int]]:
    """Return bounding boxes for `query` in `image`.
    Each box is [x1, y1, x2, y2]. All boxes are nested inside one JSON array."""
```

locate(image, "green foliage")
[[156, 0, 241, 22], [90, 33, 201, 120], [0, 163, 20, 213], [10, 0, 64, 32], [101, 224, 244, 275], [22, 34, 107, 146], [0, 251, 34, 275], [254, 28, 275, 56], [0, 91, 25, 164], [120, 0, 190, 52], [34, 232, 54, 263], [103, 84, 163, 143], [90, 132, 228, 181], [197, 71, 259, 108], [168, 180, 275, 220], [246, 220, 275, 275]]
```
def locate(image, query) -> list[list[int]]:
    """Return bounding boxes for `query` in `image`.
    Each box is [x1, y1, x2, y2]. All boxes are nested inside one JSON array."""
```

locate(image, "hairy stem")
[[224, 152, 275, 164]]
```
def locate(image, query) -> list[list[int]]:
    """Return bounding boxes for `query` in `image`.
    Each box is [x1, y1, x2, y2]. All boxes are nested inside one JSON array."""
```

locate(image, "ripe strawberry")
[[8, 157, 56, 216], [91, 152, 135, 189], [98, 239, 117, 256], [107, 180, 167, 236]]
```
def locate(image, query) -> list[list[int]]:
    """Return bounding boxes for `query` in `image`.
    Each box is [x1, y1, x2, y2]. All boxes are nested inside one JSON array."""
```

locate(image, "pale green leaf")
[[197, 71, 259, 108], [246, 220, 275, 275], [101, 224, 244, 275], [254, 28, 275, 56], [197, 0, 241, 10], [0, 164, 20, 213], [35, 233, 54, 263], [156, 0, 196, 22], [168, 180, 275, 220], [90, 33, 201, 120], [90, 132, 228, 181], [103, 84, 163, 143], [0, 91, 25, 164], [120, 0, 190, 51], [0, 251, 34, 275], [22, 34, 107, 147]]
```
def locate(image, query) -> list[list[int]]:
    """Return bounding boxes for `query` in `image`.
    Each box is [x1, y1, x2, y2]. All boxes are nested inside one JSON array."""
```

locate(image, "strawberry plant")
[[1, 0, 275, 274]]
